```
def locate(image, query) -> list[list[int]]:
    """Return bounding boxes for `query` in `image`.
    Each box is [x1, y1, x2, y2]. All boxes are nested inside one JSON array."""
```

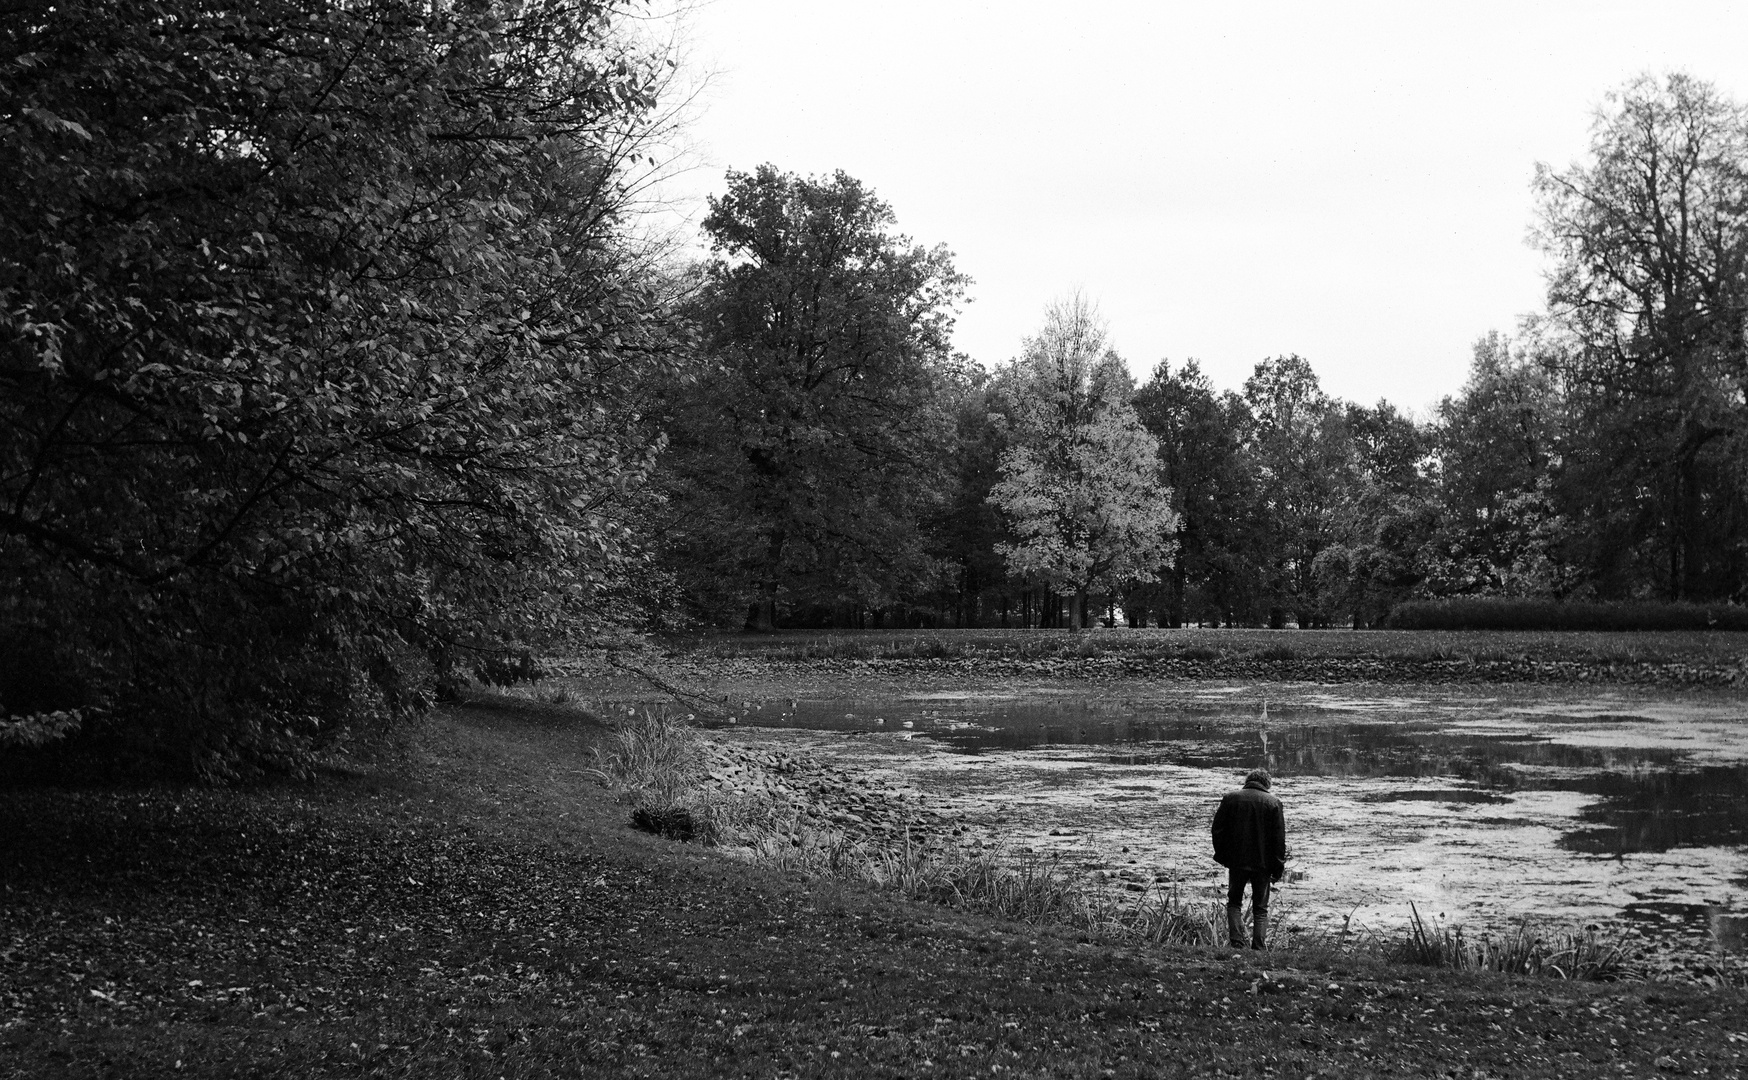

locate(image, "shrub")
[[1385, 598, 1748, 632]]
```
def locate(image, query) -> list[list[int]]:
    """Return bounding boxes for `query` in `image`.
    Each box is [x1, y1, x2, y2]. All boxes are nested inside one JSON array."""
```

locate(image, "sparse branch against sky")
[[658, 0, 1748, 412]]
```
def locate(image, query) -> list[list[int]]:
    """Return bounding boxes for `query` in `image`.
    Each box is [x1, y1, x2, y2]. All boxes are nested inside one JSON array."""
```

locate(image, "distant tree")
[[1420, 332, 1575, 598], [661, 166, 969, 630], [922, 375, 1012, 626], [1314, 399, 1436, 626], [1132, 359, 1259, 627], [0, 0, 677, 777], [1242, 355, 1349, 626], [989, 297, 1177, 629], [1534, 73, 1748, 600]]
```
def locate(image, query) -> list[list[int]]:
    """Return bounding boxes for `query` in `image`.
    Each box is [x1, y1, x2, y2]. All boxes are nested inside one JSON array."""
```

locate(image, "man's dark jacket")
[[1211, 779, 1287, 879]]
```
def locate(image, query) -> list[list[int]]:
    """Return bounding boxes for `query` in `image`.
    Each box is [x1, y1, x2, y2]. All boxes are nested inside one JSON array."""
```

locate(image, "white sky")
[[652, 0, 1748, 414]]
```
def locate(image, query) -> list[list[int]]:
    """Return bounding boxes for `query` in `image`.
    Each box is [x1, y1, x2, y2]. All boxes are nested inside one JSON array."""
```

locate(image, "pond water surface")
[[721, 683, 1748, 963]]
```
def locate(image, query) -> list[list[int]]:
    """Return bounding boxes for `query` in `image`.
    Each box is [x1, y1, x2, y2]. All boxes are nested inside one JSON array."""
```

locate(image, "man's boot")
[[1226, 906, 1246, 948], [1251, 912, 1269, 950]]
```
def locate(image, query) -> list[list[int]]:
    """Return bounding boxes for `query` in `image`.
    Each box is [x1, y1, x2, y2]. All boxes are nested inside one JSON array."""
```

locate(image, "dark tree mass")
[[2, 15, 1743, 781], [655, 165, 970, 632], [1, 0, 675, 776]]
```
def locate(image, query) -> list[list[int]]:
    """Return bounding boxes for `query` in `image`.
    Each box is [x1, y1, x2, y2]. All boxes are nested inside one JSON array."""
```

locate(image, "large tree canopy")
[[660, 165, 969, 630], [0, 0, 676, 776], [1534, 73, 1748, 600]]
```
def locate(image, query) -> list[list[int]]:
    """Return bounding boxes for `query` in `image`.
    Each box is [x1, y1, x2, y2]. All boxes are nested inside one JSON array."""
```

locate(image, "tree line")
[[1, 0, 1743, 775], [656, 75, 1748, 632]]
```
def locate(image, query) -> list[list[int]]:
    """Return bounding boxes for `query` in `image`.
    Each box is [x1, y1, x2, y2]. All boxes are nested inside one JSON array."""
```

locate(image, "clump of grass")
[[1176, 645, 1221, 662], [1387, 903, 1638, 980], [1252, 643, 1298, 662], [586, 708, 711, 840], [1467, 648, 1526, 665]]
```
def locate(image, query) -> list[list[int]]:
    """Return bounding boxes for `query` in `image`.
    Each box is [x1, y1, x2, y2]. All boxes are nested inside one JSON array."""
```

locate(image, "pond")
[[715, 683, 1748, 963]]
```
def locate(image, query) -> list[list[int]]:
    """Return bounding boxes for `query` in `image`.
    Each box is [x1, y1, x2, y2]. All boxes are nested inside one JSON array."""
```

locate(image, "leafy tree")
[[660, 166, 969, 629], [920, 375, 1012, 626], [1131, 359, 1259, 627], [1534, 73, 1748, 600], [1313, 399, 1436, 626], [1242, 355, 1349, 626], [0, 0, 675, 777], [1419, 332, 1575, 598], [989, 297, 1177, 629]]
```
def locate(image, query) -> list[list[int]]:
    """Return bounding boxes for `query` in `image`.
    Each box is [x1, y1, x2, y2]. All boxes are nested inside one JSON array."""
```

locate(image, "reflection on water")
[[1361, 789, 1513, 804], [738, 686, 1748, 958], [1559, 765, 1748, 854]]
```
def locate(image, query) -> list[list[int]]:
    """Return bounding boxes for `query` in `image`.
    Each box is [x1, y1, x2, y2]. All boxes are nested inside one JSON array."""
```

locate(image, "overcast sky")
[[653, 1, 1748, 414]]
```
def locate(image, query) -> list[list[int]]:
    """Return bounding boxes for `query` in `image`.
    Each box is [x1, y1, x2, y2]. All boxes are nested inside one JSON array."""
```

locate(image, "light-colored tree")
[[990, 297, 1178, 628]]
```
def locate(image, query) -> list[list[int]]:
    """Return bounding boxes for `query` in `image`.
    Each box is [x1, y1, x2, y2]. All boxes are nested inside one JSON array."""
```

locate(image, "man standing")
[[1211, 768, 1288, 949]]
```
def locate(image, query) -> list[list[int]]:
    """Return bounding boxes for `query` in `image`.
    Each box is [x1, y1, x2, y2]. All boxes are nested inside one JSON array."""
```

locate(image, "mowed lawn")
[[2, 694, 1744, 1079]]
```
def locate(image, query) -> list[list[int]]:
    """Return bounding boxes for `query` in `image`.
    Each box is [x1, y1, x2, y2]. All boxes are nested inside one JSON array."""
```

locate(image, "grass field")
[[638, 628, 1748, 696], [3, 692, 1744, 1079], [664, 626, 1747, 664]]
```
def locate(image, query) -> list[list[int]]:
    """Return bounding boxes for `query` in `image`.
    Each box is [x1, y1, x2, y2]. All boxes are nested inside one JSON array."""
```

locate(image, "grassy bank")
[[647, 627, 1748, 687], [5, 694, 1742, 1079]]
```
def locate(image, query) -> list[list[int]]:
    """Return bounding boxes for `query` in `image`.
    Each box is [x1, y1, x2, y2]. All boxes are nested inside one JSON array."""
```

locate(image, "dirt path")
[[1, 694, 1744, 1078]]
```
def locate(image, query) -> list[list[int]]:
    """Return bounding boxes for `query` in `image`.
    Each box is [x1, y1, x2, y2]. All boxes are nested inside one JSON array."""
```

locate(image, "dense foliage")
[[1, 0, 675, 776], [1384, 599, 1748, 632], [654, 166, 969, 630]]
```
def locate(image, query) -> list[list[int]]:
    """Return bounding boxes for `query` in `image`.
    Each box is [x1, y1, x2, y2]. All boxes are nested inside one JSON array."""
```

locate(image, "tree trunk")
[[743, 593, 776, 632], [743, 531, 784, 632]]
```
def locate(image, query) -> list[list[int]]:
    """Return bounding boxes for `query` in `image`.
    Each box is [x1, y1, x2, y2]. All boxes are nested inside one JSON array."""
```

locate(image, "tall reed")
[[1390, 902, 1638, 980], [586, 708, 709, 838]]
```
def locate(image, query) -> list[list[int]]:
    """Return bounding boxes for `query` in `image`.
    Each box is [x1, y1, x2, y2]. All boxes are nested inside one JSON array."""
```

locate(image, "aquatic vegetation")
[[1389, 902, 1639, 981]]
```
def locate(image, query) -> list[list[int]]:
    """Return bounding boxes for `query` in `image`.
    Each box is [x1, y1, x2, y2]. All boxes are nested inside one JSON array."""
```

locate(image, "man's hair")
[[1244, 768, 1272, 790]]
